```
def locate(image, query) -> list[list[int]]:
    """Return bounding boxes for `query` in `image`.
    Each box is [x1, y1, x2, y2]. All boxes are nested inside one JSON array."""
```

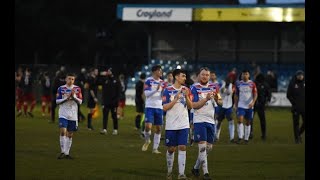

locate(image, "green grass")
[[15, 105, 305, 180]]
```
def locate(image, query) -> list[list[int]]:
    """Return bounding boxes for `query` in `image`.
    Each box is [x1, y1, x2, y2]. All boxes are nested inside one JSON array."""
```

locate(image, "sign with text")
[[122, 8, 192, 22], [194, 7, 304, 22]]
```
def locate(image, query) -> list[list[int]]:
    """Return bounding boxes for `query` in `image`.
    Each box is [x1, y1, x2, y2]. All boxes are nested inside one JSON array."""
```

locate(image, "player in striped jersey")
[[56, 73, 82, 159], [141, 65, 166, 154], [163, 69, 192, 180], [190, 67, 222, 180], [234, 70, 257, 144], [216, 73, 236, 142]]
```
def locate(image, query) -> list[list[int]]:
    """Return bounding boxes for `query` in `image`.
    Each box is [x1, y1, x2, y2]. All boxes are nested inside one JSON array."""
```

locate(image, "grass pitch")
[[15, 105, 304, 180]]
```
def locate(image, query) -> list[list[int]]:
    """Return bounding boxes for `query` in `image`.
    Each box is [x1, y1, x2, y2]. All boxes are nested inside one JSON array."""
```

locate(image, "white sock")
[[166, 151, 174, 173], [238, 123, 244, 139], [64, 137, 72, 155], [229, 120, 235, 140], [144, 130, 151, 142], [153, 133, 161, 150], [244, 125, 251, 140], [216, 124, 221, 140], [60, 136, 66, 153], [194, 158, 200, 169], [214, 120, 218, 135], [202, 144, 212, 174], [202, 156, 209, 174], [194, 144, 206, 169], [178, 150, 186, 175]]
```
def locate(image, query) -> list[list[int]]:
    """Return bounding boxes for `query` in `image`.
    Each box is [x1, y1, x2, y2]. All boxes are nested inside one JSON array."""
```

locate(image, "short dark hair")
[[140, 73, 146, 79], [167, 71, 173, 75], [67, 73, 76, 77], [242, 69, 250, 73], [198, 67, 210, 75], [172, 69, 186, 79], [151, 65, 162, 72]]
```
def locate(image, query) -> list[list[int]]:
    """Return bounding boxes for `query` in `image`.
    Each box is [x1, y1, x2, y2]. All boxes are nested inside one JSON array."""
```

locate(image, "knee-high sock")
[[59, 136, 66, 153], [202, 144, 213, 174], [42, 103, 46, 113], [237, 123, 244, 139], [87, 113, 93, 128], [216, 122, 222, 140], [135, 115, 141, 129], [194, 143, 207, 169], [153, 133, 161, 150], [178, 150, 186, 175], [166, 151, 174, 173], [64, 137, 72, 155], [244, 125, 251, 140], [30, 101, 36, 112], [144, 130, 151, 142], [23, 102, 28, 114], [228, 120, 235, 140]]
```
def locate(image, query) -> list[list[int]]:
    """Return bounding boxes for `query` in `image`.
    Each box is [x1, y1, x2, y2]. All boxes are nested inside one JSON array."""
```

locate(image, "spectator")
[[266, 70, 278, 92], [251, 73, 271, 141], [286, 70, 305, 144], [134, 73, 146, 134], [100, 68, 121, 135]]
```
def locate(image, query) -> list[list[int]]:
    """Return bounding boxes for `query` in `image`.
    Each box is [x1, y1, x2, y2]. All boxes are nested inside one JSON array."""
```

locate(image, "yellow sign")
[[194, 7, 304, 22]]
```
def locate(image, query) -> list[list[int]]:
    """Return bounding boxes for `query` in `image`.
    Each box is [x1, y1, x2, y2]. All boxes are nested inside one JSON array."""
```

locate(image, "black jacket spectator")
[[287, 71, 305, 113], [100, 75, 121, 107], [255, 74, 272, 107], [286, 70, 305, 144]]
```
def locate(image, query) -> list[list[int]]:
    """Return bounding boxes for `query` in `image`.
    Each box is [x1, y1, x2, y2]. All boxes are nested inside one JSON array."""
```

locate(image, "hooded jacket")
[[286, 70, 305, 113]]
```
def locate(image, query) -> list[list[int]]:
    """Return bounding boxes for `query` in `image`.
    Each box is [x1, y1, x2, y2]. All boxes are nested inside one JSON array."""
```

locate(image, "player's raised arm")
[[144, 79, 158, 97], [191, 86, 211, 109], [249, 82, 258, 109], [56, 87, 69, 105], [183, 87, 193, 109], [162, 89, 181, 111], [71, 87, 82, 105]]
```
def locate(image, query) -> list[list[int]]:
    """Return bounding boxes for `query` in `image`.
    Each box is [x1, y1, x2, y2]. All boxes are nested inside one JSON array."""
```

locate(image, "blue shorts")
[[59, 118, 78, 132], [165, 128, 189, 146], [215, 106, 221, 115], [194, 122, 215, 144], [218, 107, 233, 121], [237, 108, 254, 121], [145, 108, 163, 125]]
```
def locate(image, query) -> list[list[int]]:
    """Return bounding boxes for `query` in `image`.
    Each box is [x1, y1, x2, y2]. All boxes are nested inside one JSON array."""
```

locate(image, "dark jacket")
[[286, 71, 305, 113], [254, 73, 272, 106], [52, 73, 66, 96], [100, 75, 121, 107]]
